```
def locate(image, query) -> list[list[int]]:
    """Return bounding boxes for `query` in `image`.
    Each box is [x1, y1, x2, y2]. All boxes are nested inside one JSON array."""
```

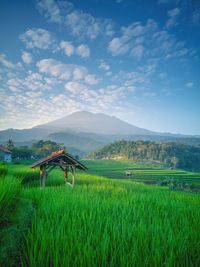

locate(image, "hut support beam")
[[72, 165, 76, 187], [64, 166, 68, 184], [40, 165, 47, 188], [46, 165, 56, 174]]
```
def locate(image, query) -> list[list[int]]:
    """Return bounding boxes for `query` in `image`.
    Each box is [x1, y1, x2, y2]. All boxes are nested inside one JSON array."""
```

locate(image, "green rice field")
[[84, 159, 200, 189], [0, 161, 200, 266]]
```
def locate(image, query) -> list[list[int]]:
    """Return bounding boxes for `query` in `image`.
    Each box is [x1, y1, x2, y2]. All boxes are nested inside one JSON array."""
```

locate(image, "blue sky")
[[0, 0, 199, 134]]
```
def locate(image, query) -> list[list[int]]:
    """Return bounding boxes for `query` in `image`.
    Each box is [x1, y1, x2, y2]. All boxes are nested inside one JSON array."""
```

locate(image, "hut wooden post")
[[72, 165, 76, 187], [64, 166, 68, 185], [42, 169, 47, 188], [40, 165, 47, 188], [40, 166, 43, 188]]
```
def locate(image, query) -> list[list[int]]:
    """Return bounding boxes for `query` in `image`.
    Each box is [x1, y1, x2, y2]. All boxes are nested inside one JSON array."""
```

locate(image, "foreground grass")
[[0, 176, 34, 266], [21, 173, 200, 267], [1, 163, 200, 266]]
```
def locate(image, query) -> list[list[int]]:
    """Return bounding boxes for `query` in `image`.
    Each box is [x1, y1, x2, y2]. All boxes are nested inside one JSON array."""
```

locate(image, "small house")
[[0, 146, 12, 162]]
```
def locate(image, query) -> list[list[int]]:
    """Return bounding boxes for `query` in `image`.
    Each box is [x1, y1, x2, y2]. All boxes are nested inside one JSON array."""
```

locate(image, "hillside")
[[48, 132, 103, 153], [91, 140, 200, 171]]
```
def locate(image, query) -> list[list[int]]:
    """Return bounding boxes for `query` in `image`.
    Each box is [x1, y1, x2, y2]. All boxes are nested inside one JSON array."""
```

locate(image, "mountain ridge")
[[35, 111, 156, 135], [0, 111, 199, 155]]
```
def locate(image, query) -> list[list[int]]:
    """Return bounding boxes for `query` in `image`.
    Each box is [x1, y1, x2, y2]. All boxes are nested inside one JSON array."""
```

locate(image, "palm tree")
[[6, 139, 14, 151]]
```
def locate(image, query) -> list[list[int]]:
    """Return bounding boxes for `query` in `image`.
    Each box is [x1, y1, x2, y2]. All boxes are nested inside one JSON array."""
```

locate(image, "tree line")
[[4, 139, 63, 160], [91, 140, 200, 171]]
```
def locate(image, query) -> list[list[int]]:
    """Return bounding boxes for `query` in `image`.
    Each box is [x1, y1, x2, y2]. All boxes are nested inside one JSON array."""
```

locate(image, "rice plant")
[[0, 176, 34, 266], [0, 175, 21, 226], [1, 163, 200, 266], [0, 162, 8, 177], [12, 167, 39, 185], [21, 173, 200, 267]]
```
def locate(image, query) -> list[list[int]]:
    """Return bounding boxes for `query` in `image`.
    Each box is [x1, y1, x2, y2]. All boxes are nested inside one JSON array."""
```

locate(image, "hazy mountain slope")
[[36, 111, 156, 135], [48, 132, 103, 152], [0, 128, 51, 142]]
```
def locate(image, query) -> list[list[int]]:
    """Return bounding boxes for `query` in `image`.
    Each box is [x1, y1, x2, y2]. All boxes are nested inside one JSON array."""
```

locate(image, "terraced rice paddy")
[[84, 160, 200, 189]]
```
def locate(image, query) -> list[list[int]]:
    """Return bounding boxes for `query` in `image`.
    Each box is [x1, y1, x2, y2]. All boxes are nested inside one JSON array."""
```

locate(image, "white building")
[[0, 146, 12, 162]]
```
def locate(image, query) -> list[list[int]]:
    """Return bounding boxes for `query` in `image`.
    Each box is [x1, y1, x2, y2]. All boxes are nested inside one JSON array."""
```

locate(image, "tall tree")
[[5, 139, 15, 151]]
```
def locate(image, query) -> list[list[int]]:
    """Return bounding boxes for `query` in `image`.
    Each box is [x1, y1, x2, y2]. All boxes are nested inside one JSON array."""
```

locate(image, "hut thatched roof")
[[31, 149, 87, 170]]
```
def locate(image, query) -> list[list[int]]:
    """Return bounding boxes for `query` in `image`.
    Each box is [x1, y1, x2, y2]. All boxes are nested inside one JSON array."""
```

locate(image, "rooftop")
[[0, 146, 12, 154], [31, 149, 87, 170]]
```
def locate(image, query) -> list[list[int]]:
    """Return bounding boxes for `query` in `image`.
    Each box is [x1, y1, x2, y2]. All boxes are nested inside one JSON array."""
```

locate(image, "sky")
[[0, 0, 199, 135]]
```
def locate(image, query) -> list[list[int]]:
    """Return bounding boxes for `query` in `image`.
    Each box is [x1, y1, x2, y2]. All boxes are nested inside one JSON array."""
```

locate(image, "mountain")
[[35, 111, 156, 135], [0, 111, 199, 155]]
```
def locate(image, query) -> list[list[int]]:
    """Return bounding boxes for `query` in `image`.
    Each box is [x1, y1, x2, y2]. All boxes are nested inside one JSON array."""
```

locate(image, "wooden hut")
[[31, 149, 87, 188]]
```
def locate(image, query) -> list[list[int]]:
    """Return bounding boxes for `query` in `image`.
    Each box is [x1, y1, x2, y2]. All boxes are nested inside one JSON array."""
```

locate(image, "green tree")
[[5, 139, 15, 151]]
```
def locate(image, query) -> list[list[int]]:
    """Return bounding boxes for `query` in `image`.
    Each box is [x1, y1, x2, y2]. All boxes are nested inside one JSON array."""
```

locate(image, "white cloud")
[[20, 28, 55, 49], [6, 71, 56, 93], [65, 81, 87, 94], [0, 54, 17, 69], [36, 58, 98, 84], [99, 60, 110, 71], [108, 19, 193, 61], [166, 8, 180, 28], [84, 74, 98, 85], [59, 41, 91, 58], [131, 45, 144, 59], [36, 0, 114, 39], [65, 81, 126, 109], [2, 80, 125, 126], [108, 19, 157, 56], [73, 67, 87, 80], [21, 51, 33, 64], [37, 59, 72, 80], [76, 44, 90, 58], [0, 89, 83, 129], [65, 11, 114, 39], [36, 0, 64, 24], [186, 82, 194, 88], [108, 38, 130, 56], [60, 41, 74, 56]]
